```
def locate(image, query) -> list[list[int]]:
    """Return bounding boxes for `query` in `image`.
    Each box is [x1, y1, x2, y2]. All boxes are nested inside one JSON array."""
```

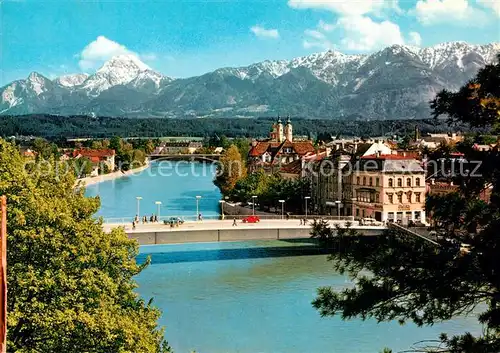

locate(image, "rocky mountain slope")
[[1, 41, 499, 119]]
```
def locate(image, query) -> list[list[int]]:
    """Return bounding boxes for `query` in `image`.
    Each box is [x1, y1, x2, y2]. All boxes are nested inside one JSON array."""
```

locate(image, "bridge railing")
[[102, 215, 356, 224]]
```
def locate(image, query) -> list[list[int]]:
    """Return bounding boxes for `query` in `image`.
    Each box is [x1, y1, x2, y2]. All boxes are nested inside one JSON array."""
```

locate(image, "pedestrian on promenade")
[[150, 214, 154, 223], [233, 218, 237, 226], [135, 215, 139, 223], [154, 214, 158, 223], [300, 219, 303, 225], [198, 213, 203, 221], [132, 220, 136, 230]]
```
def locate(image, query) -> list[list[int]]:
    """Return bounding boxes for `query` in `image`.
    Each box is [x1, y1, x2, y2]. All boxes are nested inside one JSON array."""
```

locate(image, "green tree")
[[73, 156, 93, 178], [32, 138, 53, 160], [312, 55, 500, 352], [1, 139, 171, 352], [144, 139, 156, 155], [215, 145, 247, 194]]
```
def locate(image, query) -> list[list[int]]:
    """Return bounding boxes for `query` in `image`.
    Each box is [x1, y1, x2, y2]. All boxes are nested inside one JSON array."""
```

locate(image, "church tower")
[[276, 116, 284, 143], [284, 116, 293, 142]]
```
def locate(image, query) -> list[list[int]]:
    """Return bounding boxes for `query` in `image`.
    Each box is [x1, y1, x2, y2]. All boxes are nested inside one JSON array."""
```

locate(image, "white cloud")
[[414, 0, 487, 25], [250, 25, 280, 39], [304, 29, 327, 40], [288, 0, 402, 16], [78, 36, 160, 70], [78, 36, 135, 70], [318, 20, 336, 32], [303, 28, 334, 49], [408, 31, 422, 46], [477, 0, 500, 16], [288, 0, 384, 16], [336, 15, 405, 51]]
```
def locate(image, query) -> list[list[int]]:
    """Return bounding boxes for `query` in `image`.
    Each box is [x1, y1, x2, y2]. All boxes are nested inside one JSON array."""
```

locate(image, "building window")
[[362, 209, 365, 218], [376, 177, 380, 187], [357, 176, 360, 185], [415, 178, 421, 187], [406, 178, 411, 187], [406, 192, 412, 203], [369, 177, 373, 186], [375, 193, 379, 203], [363, 176, 366, 185], [397, 178, 402, 187], [415, 192, 421, 203], [356, 209, 360, 217], [397, 193, 403, 203], [388, 193, 393, 203], [388, 178, 393, 187]]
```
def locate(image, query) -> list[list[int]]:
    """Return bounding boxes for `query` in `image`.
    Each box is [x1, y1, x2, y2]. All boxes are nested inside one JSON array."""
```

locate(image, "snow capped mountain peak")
[[26, 72, 50, 96], [81, 54, 156, 96], [54, 73, 89, 88], [97, 54, 151, 74]]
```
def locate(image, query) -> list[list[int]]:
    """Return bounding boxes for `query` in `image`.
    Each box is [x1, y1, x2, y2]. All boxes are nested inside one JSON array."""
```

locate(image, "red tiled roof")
[[249, 142, 270, 157], [249, 140, 315, 157], [290, 141, 315, 155], [73, 148, 115, 158], [280, 159, 302, 174], [361, 154, 414, 160]]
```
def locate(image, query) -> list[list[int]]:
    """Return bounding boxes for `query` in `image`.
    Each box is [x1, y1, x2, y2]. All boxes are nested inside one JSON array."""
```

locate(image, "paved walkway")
[[103, 219, 383, 234]]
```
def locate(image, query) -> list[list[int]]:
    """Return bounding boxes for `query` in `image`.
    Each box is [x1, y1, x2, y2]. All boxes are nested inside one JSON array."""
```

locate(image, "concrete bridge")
[[103, 219, 386, 245], [148, 154, 221, 162]]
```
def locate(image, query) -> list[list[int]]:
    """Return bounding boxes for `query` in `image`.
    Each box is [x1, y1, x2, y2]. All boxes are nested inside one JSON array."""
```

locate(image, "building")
[[343, 154, 426, 223], [427, 180, 492, 203], [309, 141, 393, 215], [248, 117, 315, 173], [72, 148, 116, 172], [153, 141, 203, 155]]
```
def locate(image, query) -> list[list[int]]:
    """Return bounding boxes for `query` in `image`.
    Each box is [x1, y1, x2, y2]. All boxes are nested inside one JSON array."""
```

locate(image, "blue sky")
[[1, 0, 499, 85]]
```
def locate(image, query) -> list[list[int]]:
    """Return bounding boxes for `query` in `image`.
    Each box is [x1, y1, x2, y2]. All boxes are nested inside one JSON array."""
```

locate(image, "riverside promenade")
[[103, 219, 386, 245]]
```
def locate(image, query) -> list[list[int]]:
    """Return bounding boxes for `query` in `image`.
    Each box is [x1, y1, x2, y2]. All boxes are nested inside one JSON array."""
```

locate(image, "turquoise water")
[[85, 161, 221, 220], [87, 163, 483, 352], [136, 240, 483, 353]]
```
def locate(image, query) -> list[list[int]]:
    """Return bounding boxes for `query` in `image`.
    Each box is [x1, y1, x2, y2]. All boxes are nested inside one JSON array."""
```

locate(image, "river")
[[85, 161, 222, 221], [86, 162, 483, 353]]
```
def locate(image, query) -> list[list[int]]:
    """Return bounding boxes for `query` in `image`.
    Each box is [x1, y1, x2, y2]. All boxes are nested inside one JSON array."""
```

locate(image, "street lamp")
[[155, 201, 162, 221], [279, 200, 285, 220], [136, 196, 143, 217], [304, 196, 311, 219], [335, 200, 341, 219], [196, 195, 201, 220], [219, 200, 226, 220], [251, 195, 257, 215]]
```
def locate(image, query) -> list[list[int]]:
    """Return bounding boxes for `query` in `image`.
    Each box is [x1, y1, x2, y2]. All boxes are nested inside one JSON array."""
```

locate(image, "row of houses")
[[246, 119, 491, 224]]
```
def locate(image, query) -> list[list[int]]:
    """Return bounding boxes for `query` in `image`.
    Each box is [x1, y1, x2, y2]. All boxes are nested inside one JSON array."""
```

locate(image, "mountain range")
[[1, 41, 499, 120]]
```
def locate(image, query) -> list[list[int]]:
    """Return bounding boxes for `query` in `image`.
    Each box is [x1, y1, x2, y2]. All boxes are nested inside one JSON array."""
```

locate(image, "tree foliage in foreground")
[[0, 139, 170, 352], [312, 54, 500, 352]]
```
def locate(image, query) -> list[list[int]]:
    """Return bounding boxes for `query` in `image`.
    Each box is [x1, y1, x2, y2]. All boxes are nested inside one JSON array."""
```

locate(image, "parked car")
[[361, 218, 382, 226], [164, 217, 184, 227], [242, 215, 260, 223]]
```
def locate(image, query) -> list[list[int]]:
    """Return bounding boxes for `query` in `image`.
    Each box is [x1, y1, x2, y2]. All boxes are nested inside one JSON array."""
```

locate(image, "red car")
[[242, 215, 260, 223]]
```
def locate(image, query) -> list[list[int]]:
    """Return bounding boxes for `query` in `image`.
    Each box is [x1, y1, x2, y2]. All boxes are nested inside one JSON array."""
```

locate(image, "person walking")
[[132, 220, 136, 230], [233, 218, 237, 226], [300, 218, 303, 225]]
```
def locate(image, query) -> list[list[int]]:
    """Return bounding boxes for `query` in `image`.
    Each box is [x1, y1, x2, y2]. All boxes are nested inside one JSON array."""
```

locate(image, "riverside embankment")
[[76, 160, 150, 187]]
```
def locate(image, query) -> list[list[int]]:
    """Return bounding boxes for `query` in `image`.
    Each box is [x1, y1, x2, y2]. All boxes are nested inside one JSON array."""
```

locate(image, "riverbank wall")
[[118, 225, 385, 245]]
